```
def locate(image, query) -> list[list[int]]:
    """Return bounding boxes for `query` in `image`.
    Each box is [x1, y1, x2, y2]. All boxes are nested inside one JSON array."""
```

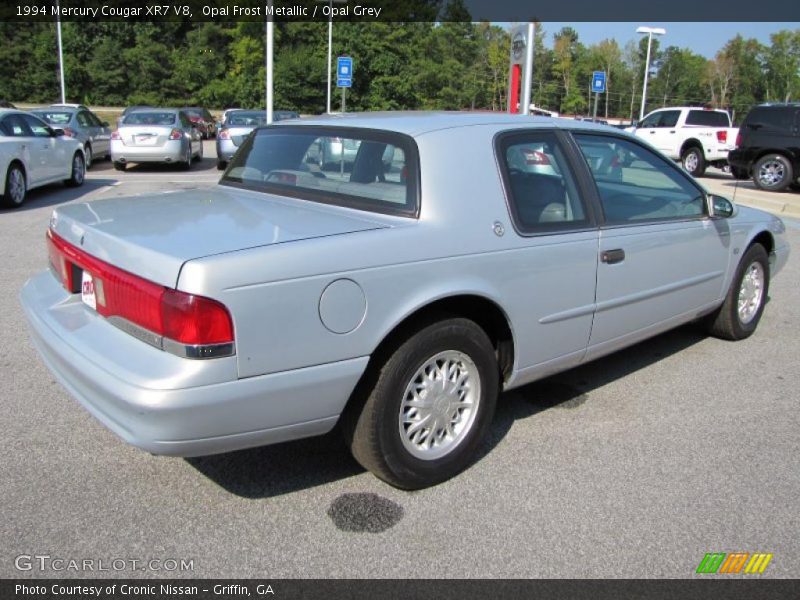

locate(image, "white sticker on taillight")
[[81, 271, 97, 310]]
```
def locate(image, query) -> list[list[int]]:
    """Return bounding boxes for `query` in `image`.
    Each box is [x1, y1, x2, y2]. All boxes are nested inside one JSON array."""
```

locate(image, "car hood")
[[49, 185, 390, 287]]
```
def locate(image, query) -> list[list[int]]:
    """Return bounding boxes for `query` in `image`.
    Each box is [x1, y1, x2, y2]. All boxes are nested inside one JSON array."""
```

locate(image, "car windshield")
[[32, 111, 72, 125], [220, 126, 417, 217], [226, 112, 268, 127], [123, 112, 177, 126]]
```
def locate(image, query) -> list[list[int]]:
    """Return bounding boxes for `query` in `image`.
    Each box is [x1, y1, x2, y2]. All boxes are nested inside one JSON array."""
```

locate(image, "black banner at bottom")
[[3, 579, 800, 600]]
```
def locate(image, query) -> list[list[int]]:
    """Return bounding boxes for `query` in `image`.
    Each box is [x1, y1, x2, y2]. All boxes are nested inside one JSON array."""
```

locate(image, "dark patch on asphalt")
[[521, 380, 588, 410], [327, 493, 404, 533]]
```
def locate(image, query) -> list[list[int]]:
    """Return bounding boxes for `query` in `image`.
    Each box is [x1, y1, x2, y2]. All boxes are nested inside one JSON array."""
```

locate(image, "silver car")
[[20, 113, 789, 489], [216, 110, 299, 170], [30, 105, 112, 168], [111, 108, 203, 170]]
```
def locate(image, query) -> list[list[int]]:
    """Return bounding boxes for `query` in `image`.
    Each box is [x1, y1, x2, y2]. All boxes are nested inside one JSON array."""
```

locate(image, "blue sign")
[[337, 56, 353, 88], [591, 71, 606, 94]]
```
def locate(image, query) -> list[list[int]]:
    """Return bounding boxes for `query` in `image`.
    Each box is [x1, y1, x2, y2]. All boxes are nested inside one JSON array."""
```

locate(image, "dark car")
[[0, 100, 17, 109], [728, 103, 800, 192], [180, 107, 216, 139]]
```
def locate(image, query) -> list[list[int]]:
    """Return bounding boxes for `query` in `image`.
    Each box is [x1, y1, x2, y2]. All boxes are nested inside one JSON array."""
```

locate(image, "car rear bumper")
[[727, 148, 751, 170], [216, 139, 239, 161], [111, 139, 186, 163], [20, 270, 368, 457]]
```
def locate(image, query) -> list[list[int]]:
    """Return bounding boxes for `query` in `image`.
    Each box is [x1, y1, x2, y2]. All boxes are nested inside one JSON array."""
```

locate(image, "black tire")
[[707, 244, 769, 341], [731, 166, 749, 180], [343, 318, 499, 489], [216, 160, 227, 171], [180, 144, 192, 171], [64, 152, 85, 187], [753, 154, 793, 192], [193, 141, 203, 162], [1, 163, 26, 208], [113, 161, 126, 172], [83, 144, 93, 169], [681, 146, 706, 177]]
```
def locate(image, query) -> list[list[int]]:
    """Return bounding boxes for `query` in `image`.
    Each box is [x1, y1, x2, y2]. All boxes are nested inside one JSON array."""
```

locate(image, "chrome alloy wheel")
[[738, 262, 765, 324], [399, 350, 481, 461], [72, 153, 85, 184], [8, 167, 25, 205], [757, 159, 786, 187], [684, 151, 698, 173]]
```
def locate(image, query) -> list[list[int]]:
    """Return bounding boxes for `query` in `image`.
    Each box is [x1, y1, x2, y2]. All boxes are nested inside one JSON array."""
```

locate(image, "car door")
[[21, 113, 62, 181], [0, 114, 35, 184], [637, 109, 681, 156], [179, 112, 199, 155], [572, 132, 730, 359], [497, 130, 600, 380], [86, 110, 111, 157]]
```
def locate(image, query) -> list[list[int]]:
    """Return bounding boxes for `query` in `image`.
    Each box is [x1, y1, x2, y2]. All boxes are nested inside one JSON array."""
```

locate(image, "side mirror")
[[51, 128, 65, 137], [707, 194, 736, 219]]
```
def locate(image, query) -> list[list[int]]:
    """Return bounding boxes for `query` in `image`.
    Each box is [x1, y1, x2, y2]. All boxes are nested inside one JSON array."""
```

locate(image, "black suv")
[[728, 103, 800, 192]]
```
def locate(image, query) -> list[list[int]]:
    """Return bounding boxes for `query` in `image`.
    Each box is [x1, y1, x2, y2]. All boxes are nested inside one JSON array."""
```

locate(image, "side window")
[[498, 131, 589, 232], [76, 111, 92, 127], [21, 114, 51, 138], [3, 115, 32, 136], [746, 108, 793, 132], [657, 110, 680, 127], [639, 112, 661, 128], [87, 112, 103, 127], [686, 110, 729, 127], [574, 134, 705, 223]]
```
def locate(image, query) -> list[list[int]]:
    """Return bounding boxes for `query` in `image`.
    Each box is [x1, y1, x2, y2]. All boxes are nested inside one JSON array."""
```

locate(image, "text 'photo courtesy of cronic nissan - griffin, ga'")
[[20, 112, 789, 489]]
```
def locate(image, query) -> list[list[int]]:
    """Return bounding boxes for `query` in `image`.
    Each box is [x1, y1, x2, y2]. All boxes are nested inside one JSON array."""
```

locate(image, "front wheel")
[[707, 244, 769, 341], [344, 318, 499, 489], [64, 152, 85, 187], [84, 144, 93, 169], [682, 146, 706, 177]]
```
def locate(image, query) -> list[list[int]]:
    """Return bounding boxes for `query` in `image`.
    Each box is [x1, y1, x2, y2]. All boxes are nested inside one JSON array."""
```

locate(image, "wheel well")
[[754, 150, 792, 166], [749, 231, 774, 255], [6, 159, 26, 188], [680, 139, 703, 156], [372, 296, 514, 383]]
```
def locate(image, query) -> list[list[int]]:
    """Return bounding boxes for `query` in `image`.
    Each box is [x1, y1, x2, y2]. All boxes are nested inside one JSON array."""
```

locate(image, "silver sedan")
[[30, 104, 112, 168], [216, 110, 298, 170], [110, 108, 202, 170], [20, 113, 789, 489]]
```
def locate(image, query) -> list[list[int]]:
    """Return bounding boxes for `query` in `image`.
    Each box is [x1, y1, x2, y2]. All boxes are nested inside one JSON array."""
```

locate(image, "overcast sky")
[[539, 22, 799, 58]]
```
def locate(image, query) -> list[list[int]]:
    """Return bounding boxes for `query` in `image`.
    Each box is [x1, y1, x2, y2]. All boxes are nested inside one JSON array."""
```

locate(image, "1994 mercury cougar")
[[20, 113, 789, 489]]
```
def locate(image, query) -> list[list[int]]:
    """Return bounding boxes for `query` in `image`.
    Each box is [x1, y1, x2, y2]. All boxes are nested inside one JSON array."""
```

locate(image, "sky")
[[540, 22, 799, 58]]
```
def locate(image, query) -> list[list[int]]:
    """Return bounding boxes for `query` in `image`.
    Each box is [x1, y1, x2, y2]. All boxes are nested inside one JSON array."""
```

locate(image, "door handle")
[[669, 130, 676, 134], [601, 249, 625, 264]]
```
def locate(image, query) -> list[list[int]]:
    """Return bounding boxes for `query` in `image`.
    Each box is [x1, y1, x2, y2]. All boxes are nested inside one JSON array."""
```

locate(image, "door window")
[[574, 134, 705, 223], [76, 111, 92, 127], [21, 114, 51, 138], [0, 115, 32, 137]]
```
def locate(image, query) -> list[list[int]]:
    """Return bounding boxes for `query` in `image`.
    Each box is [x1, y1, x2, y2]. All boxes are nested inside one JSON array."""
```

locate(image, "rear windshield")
[[226, 112, 268, 127], [182, 109, 205, 119], [32, 111, 72, 125], [744, 107, 796, 131], [685, 110, 730, 127], [122, 112, 177, 126], [220, 126, 418, 217]]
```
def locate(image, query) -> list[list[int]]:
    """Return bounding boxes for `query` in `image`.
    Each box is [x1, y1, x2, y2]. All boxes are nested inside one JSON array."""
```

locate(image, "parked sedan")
[[180, 107, 217, 139], [21, 113, 789, 489], [111, 108, 203, 170], [0, 109, 85, 208], [30, 105, 112, 168], [216, 110, 299, 170]]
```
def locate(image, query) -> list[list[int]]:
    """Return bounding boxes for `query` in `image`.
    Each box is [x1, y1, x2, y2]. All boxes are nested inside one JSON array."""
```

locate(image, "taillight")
[[46, 229, 234, 357], [110, 131, 121, 140], [62, 127, 77, 138], [218, 129, 231, 140], [735, 132, 742, 147], [522, 148, 551, 165], [169, 128, 183, 140], [273, 172, 297, 185], [716, 130, 727, 144]]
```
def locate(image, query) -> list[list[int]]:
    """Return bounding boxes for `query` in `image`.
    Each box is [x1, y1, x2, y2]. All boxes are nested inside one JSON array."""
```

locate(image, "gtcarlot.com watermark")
[[14, 554, 194, 573]]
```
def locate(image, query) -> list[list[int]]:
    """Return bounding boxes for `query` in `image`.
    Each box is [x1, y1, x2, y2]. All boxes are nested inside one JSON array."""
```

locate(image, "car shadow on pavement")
[[187, 323, 708, 499], [0, 178, 119, 213]]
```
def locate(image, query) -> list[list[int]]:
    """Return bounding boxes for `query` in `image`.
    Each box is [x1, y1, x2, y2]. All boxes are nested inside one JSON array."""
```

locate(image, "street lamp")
[[316, 0, 348, 114], [636, 26, 665, 121]]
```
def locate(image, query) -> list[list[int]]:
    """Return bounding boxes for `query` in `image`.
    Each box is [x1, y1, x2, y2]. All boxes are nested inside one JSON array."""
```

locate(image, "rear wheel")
[[344, 318, 499, 489], [1, 163, 26, 208], [682, 146, 706, 177], [194, 140, 203, 162], [180, 144, 192, 170], [113, 161, 126, 172], [83, 144, 93, 169], [216, 160, 227, 171], [707, 244, 769, 341], [753, 154, 792, 192], [64, 152, 85, 187]]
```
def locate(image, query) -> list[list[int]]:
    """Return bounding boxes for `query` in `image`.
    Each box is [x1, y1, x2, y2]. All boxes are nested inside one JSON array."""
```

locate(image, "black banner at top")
[[2, 0, 800, 22]]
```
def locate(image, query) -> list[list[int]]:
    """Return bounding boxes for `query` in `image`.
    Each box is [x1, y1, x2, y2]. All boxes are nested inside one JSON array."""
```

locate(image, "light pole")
[[56, 0, 66, 103], [316, 0, 348, 114], [636, 26, 665, 121]]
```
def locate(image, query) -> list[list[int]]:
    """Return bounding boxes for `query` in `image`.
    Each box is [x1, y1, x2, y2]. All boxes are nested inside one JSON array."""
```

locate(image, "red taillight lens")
[[716, 130, 727, 144], [735, 132, 742, 147], [169, 128, 183, 140], [218, 129, 231, 140], [46, 230, 234, 349], [522, 148, 551, 165], [62, 127, 77, 138], [110, 131, 121, 140]]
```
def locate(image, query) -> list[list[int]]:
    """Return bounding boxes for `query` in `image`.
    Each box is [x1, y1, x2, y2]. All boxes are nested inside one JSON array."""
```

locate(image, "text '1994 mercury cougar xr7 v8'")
[[20, 112, 789, 489]]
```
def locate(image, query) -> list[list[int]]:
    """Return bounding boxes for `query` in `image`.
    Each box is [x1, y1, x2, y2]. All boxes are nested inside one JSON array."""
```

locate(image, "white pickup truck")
[[628, 107, 739, 177]]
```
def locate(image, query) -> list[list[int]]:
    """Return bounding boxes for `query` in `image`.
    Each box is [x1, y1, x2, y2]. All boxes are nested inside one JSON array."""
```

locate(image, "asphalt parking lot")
[[1, 141, 798, 578]]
